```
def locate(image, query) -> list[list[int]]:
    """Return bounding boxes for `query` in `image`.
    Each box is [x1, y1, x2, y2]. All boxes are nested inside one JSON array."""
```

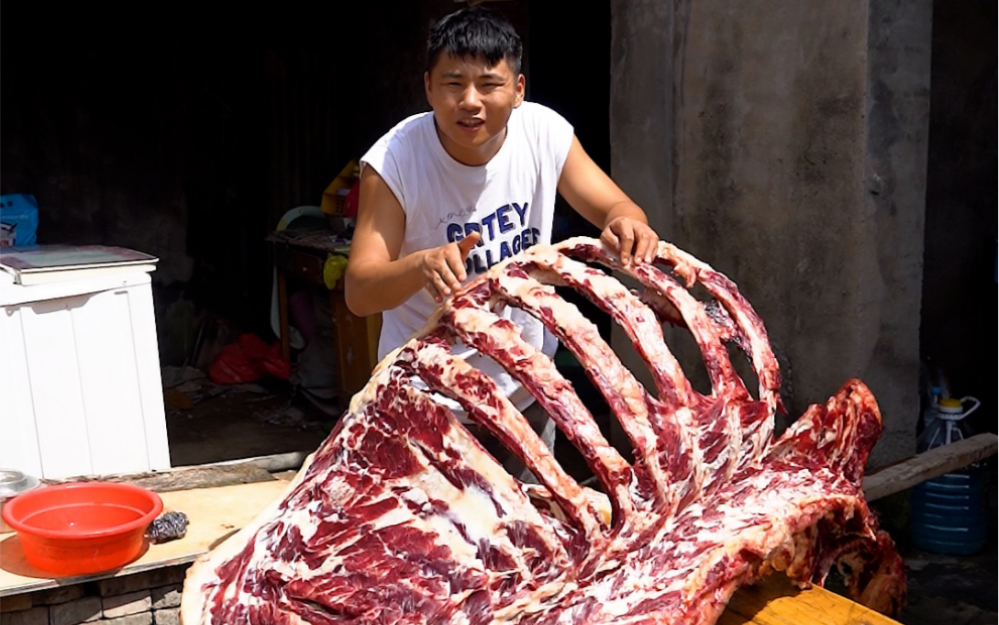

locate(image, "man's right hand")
[[346, 167, 482, 317], [419, 232, 480, 303]]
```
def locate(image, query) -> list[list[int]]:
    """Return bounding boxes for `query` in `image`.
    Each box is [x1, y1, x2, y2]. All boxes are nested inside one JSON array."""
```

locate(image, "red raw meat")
[[181, 237, 905, 625]]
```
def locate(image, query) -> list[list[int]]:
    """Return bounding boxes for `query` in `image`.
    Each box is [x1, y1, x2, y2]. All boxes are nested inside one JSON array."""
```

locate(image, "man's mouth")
[[457, 118, 484, 129]]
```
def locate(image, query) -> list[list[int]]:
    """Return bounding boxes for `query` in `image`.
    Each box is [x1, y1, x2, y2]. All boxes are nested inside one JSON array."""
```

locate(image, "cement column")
[[608, 0, 675, 397], [608, 0, 674, 240], [863, 0, 933, 465], [609, 0, 931, 466]]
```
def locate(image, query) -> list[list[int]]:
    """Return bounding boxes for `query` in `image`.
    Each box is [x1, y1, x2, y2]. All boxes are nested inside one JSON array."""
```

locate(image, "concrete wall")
[[610, 0, 932, 466]]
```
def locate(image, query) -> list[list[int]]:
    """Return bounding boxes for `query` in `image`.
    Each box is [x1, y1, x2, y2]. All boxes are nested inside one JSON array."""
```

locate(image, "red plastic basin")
[[1, 482, 163, 576]]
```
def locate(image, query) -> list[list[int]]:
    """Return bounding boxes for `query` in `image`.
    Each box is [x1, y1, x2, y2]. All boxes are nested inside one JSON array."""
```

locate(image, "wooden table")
[[0, 480, 290, 597], [0, 481, 899, 624], [720, 575, 899, 625], [267, 229, 381, 402]]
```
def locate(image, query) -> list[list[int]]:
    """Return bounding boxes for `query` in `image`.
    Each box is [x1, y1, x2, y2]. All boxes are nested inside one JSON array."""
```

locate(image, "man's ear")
[[514, 74, 525, 107], [424, 72, 432, 105]]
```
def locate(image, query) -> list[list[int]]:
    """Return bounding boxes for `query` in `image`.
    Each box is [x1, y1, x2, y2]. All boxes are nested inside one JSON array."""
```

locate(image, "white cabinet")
[[0, 270, 170, 479]]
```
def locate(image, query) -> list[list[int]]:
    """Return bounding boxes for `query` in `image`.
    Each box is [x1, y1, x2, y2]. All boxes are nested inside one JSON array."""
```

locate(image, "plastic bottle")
[[910, 397, 987, 555], [921, 385, 943, 430]]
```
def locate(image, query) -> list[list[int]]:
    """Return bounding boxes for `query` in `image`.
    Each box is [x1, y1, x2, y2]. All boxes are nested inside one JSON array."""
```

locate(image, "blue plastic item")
[[911, 396, 987, 555], [0, 194, 39, 247]]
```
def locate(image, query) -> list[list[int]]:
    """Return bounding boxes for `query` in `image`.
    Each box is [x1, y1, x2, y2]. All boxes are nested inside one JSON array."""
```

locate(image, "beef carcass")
[[181, 237, 906, 625]]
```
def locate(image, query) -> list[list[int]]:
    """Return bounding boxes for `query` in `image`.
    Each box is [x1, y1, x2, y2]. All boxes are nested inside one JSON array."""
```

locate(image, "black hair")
[[426, 6, 523, 76]]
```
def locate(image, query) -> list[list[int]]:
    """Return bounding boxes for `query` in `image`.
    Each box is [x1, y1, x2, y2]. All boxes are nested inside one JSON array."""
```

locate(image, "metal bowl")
[[0, 469, 40, 533]]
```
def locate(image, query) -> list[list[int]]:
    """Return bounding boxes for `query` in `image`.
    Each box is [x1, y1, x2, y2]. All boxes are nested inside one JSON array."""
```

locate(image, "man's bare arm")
[[345, 168, 479, 317], [557, 136, 659, 266]]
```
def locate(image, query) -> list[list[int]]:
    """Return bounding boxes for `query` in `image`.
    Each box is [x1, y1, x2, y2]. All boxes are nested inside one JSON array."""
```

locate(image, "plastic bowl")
[[1, 482, 163, 576]]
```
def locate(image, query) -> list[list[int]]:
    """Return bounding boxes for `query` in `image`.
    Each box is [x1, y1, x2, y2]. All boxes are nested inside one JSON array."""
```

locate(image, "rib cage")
[[181, 237, 906, 625]]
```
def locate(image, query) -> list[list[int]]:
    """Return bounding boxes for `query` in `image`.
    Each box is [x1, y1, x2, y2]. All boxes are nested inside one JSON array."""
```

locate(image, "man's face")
[[424, 53, 525, 166]]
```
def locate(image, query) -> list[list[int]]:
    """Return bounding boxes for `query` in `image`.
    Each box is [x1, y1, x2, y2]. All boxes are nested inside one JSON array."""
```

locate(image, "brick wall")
[[0, 565, 189, 625]]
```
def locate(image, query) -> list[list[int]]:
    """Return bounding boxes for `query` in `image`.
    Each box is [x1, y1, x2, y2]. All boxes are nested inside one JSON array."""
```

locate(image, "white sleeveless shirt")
[[360, 102, 574, 416]]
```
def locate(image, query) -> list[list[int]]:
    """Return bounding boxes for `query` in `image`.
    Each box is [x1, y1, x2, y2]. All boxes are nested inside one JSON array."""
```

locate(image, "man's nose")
[[459, 86, 482, 110]]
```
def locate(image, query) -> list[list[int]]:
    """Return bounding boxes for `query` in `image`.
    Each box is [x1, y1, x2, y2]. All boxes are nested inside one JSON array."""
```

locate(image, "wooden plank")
[[330, 291, 381, 400], [863, 432, 998, 501], [720, 574, 900, 625], [43, 451, 311, 493], [366, 312, 383, 373], [48, 463, 277, 493], [215, 451, 309, 473], [0, 480, 290, 597], [273, 244, 325, 288]]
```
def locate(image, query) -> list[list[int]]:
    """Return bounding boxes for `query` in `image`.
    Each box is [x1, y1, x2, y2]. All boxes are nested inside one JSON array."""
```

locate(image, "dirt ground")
[[165, 382, 333, 467], [900, 543, 997, 625]]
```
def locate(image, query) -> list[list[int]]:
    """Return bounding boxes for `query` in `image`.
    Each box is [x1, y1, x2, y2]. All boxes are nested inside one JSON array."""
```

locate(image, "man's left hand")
[[601, 216, 659, 267]]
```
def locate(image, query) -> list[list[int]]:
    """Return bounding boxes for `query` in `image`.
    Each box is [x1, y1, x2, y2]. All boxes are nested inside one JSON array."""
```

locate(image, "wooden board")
[[863, 432, 997, 501], [330, 292, 382, 399], [0, 480, 290, 596], [46, 462, 278, 493], [722, 574, 900, 625]]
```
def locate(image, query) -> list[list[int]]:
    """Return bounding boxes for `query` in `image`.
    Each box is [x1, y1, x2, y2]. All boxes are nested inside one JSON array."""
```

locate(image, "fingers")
[[426, 267, 463, 303], [444, 252, 467, 290], [422, 240, 473, 303], [457, 231, 480, 259], [600, 227, 620, 256], [634, 235, 650, 265], [605, 219, 636, 267], [426, 270, 454, 303], [602, 218, 660, 267], [634, 226, 658, 264], [617, 224, 636, 267]]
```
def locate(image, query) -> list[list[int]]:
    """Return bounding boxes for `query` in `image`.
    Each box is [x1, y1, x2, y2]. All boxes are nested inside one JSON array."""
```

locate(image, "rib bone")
[[181, 237, 906, 625]]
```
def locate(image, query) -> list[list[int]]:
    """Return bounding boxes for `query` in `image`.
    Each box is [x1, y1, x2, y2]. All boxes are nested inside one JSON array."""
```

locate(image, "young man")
[[346, 7, 659, 477]]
